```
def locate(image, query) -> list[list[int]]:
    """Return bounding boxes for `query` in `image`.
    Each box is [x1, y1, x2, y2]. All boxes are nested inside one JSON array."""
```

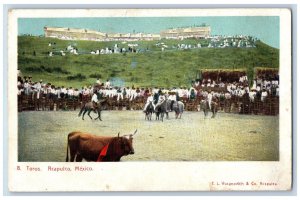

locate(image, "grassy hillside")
[[18, 36, 279, 88]]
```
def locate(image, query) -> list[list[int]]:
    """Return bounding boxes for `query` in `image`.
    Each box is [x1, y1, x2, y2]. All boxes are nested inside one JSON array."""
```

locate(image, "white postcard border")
[[8, 8, 292, 192]]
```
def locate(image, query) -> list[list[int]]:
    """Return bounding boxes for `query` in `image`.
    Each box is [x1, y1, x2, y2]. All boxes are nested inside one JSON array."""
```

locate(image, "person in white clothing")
[[105, 80, 111, 88], [154, 93, 166, 112], [168, 92, 177, 111], [96, 78, 101, 85], [68, 87, 74, 99], [91, 90, 99, 110], [130, 87, 137, 101], [24, 81, 30, 95], [261, 89, 268, 102], [249, 89, 257, 102], [143, 93, 155, 112], [116, 87, 123, 101], [207, 91, 213, 110]]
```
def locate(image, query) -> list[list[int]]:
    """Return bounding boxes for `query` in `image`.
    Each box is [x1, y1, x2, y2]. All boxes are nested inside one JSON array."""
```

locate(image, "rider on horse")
[[168, 91, 177, 111], [207, 90, 213, 110], [143, 93, 155, 113], [154, 90, 166, 112], [206, 90, 219, 109], [92, 90, 99, 111]]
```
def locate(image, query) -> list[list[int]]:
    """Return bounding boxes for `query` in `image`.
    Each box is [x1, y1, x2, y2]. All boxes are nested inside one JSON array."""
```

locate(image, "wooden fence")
[[18, 94, 279, 116]]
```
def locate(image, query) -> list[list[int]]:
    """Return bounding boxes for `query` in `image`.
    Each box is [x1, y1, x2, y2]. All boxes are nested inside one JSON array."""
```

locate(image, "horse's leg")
[[212, 110, 216, 118], [94, 109, 99, 120], [82, 110, 87, 120], [212, 107, 217, 118], [87, 110, 93, 120], [98, 110, 102, 121]]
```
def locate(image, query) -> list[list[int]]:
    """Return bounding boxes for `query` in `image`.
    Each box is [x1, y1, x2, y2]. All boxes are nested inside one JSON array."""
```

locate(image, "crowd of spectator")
[[17, 71, 279, 115], [191, 74, 279, 103]]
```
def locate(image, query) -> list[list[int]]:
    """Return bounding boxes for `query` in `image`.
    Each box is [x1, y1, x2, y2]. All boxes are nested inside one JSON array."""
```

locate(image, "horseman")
[[154, 90, 165, 112], [207, 90, 213, 110], [143, 93, 154, 113], [168, 91, 177, 111], [92, 90, 99, 111], [153, 88, 160, 105]]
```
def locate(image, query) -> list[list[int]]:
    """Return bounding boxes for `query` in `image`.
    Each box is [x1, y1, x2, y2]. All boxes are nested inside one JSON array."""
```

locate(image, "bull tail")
[[78, 105, 85, 117], [66, 133, 70, 162]]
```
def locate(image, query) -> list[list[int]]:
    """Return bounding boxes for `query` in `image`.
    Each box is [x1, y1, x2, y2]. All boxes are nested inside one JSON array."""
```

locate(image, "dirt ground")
[[18, 110, 279, 162]]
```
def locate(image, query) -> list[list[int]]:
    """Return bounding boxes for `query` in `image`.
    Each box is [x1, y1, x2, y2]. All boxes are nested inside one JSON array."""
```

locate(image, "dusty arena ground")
[[18, 110, 279, 162]]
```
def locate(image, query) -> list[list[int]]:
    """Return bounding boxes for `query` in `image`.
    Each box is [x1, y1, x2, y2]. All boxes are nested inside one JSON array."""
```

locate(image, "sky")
[[18, 16, 279, 48]]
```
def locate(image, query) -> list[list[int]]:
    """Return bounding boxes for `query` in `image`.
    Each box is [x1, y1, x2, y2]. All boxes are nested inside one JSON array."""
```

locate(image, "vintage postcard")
[[8, 8, 292, 191]]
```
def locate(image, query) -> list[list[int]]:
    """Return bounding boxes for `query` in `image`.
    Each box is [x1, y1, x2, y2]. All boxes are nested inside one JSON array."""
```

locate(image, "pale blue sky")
[[18, 16, 279, 48]]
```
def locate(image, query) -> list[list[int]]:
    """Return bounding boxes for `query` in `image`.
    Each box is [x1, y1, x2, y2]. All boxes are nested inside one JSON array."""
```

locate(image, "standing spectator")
[[68, 87, 74, 99], [116, 87, 123, 101], [249, 89, 256, 102], [130, 87, 137, 101], [73, 89, 79, 100], [105, 79, 111, 88], [261, 89, 268, 102], [96, 78, 101, 85], [24, 80, 30, 95]]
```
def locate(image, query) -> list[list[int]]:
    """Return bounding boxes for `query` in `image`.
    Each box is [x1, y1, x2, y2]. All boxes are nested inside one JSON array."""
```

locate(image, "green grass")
[[18, 36, 279, 88]]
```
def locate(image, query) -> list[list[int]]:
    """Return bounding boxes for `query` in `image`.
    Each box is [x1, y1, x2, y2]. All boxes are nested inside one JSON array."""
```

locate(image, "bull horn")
[[132, 129, 137, 136], [117, 132, 120, 138]]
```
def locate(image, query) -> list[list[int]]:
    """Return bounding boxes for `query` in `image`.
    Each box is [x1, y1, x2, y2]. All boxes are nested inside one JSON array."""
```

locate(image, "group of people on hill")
[[45, 34, 257, 58]]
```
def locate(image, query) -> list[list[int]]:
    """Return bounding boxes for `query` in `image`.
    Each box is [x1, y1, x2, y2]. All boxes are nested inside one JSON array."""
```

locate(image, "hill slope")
[[18, 36, 279, 88]]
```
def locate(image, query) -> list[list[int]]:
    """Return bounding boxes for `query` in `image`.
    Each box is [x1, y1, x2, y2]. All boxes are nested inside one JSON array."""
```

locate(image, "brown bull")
[[66, 130, 137, 162]]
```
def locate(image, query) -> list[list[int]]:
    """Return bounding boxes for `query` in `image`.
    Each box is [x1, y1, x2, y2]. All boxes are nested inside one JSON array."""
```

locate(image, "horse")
[[154, 99, 170, 122], [200, 99, 219, 118], [78, 99, 107, 121], [172, 101, 185, 119], [144, 102, 154, 121]]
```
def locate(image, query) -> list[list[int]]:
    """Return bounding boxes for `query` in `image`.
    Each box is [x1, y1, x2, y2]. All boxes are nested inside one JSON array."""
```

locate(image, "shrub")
[[25, 67, 43, 72], [52, 67, 70, 74], [39, 65, 70, 74], [89, 73, 102, 78], [67, 73, 86, 81]]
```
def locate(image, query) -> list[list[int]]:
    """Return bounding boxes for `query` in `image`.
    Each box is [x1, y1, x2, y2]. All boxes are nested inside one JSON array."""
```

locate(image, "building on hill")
[[44, 26, 160, 41], [160, 26, 211, 39], [44, 26, 107, 41], [106, 32, 160, 41], [44, 25, 210, 41]]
